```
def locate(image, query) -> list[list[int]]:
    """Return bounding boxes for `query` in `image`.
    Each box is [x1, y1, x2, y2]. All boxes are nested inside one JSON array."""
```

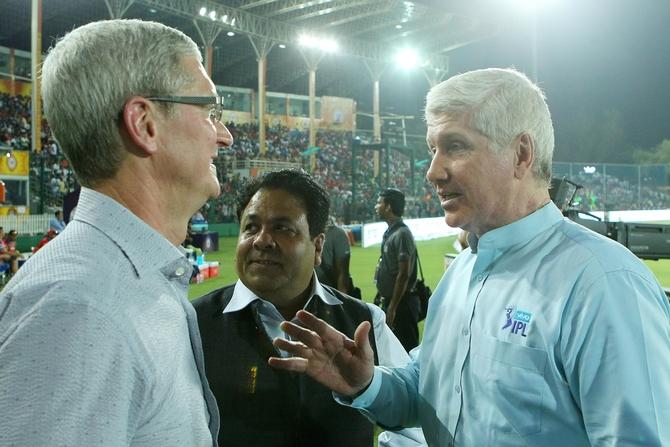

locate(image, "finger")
[[268, 356, 308, 372], [353, 321, 372, 352], [279, 321, 323, 348], [272, 337, 311, 358], [295, 310, 342, 336], [295, 310, 354, 346]]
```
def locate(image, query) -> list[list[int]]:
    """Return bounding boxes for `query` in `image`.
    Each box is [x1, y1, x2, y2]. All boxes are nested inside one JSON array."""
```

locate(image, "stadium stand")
[[0, 89, 667, 227]]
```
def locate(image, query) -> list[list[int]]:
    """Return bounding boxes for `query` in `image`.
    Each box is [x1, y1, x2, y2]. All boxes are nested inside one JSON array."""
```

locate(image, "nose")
[[252, 227, 275, 250], [425, 153, 442, 185], [216, 121, 234, 149]]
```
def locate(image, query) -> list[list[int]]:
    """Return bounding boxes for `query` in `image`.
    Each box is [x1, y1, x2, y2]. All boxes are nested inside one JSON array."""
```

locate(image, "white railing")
[[232, 159, 300, 171], [0, 214, 51, 235]]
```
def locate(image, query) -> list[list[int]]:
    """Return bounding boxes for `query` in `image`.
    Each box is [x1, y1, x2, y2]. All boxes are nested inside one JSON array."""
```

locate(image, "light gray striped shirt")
[[0, 188, 218, 446]]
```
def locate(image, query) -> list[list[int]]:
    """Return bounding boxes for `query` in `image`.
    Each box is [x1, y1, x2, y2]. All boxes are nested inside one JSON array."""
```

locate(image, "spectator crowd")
[[1, 92, 668, 223]]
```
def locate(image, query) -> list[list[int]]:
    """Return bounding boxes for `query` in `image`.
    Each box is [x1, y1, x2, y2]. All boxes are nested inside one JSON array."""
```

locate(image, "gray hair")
[[41, 19, 201, 187], [425, 68, 554, 185]]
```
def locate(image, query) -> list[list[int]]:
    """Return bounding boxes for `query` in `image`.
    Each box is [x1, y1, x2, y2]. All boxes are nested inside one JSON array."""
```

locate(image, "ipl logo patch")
[[501, 306, 532, 337]]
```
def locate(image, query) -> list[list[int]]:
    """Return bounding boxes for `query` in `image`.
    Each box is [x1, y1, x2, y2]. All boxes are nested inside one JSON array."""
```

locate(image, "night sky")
[[377, 0, 670, 161]]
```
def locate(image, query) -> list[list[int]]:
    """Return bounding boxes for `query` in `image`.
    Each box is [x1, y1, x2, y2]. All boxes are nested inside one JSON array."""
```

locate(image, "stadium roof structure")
[[0, 0, 499, 103]]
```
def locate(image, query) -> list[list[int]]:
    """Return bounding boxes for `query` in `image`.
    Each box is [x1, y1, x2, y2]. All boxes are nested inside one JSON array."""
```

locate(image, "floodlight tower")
[[298, 34, 338, 157], [193, 10, 224, 79], [248, 35, 275, 155], [31, 0, 42, 153], [423, 55, 450, 87], [363, 59, 386, 143]]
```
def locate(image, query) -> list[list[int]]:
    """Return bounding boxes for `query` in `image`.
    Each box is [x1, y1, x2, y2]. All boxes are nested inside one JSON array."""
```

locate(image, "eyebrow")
[[428, 129, 472, 146], [242, 214, 296, 226]]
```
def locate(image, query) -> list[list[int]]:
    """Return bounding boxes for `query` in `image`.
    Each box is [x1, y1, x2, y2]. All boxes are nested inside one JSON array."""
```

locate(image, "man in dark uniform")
[[374, 188, 419, 352], [315, 216, 355, 295], [193, 169, 408, 447]]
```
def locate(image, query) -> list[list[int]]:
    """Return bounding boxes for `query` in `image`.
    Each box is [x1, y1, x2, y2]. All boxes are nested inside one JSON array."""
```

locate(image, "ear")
[[121, 96, 161, 156], [313, 233, 325, 267], [513, 132, 534, 179]]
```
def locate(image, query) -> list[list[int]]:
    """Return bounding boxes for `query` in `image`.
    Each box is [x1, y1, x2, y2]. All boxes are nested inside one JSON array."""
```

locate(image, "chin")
[[208, 182, 222, 199], [444, 213, 464, 230]]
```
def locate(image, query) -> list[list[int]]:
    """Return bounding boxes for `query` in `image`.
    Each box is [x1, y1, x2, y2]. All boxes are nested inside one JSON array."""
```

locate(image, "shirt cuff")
[[333, 367, 382, 408]]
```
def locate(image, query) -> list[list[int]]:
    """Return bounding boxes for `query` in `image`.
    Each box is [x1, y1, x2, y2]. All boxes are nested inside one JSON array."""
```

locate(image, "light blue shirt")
[[0, 188, 218, 446], [49, 216, 66, 233], [348, 202, 670, 446]]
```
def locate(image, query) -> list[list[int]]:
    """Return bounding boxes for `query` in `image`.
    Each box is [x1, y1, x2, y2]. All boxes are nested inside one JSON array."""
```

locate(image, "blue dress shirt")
[[348, 202, 670, 446]]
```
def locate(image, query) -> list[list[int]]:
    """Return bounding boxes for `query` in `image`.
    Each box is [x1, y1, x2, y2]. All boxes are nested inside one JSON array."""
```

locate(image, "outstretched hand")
[[268, 310, 375, 397]]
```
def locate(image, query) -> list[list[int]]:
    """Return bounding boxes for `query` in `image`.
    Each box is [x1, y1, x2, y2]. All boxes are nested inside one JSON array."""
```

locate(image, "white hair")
[[425, 68, 555, 185]]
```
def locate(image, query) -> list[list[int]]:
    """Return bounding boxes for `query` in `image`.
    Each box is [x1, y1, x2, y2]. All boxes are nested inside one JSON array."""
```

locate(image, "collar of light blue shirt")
[[222, 272, 343, 315], [469, 201, 563, 254]]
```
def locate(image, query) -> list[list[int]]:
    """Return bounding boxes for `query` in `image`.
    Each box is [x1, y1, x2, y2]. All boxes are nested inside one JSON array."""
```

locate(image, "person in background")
[[267, 68, 670, 446], [0, 19, 233, 446], [192, 206, 207, 224], [315, 215, 355, 295], [455, 229, 469, 252], [49, 210, 66, 233], [32, 229, 57, 253], [374, 188, 419, 352], [193, 169, 425, 447], [0, 227, 19, 274], [0, 226, 18, 276]]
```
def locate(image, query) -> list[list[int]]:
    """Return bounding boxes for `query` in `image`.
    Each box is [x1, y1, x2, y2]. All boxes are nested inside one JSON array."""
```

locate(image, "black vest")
[[193, 284, 379, 447]]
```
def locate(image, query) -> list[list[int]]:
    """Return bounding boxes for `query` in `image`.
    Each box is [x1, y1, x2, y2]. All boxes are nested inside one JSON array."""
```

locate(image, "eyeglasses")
[[145, 95, 224, 123]]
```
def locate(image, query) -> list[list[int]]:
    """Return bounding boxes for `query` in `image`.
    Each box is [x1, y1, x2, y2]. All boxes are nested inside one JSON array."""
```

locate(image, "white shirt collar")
[[222, 272, 343, 315]]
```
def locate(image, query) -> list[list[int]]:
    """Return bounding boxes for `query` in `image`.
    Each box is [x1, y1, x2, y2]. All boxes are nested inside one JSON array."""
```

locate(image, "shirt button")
[[462, 328, 469, 336], [455, 385, 461, 393], [476, 274, 484, 281], [175, 267, 185, 277]]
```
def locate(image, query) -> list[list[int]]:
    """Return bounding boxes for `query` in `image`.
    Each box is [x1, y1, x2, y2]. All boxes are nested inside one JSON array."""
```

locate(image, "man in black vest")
[[193, 169, 412, 447]]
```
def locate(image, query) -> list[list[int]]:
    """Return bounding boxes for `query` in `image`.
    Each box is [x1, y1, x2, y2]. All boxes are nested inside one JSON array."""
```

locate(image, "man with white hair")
[[0, 19, 233, 446], [268, 68, 670, 446]]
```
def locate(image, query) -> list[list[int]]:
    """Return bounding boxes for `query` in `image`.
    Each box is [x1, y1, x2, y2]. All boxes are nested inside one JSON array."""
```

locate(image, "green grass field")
[[189, 235, 670, 301]]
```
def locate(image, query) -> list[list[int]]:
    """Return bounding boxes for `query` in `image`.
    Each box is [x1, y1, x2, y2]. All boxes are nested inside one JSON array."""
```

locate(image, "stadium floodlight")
[[279, 44, 287, 49], [199, 7, 207, 16], [298, 34, 339, 53], [208, 10, 217, 20], [298, 34, 311, 47], [231, 18, 236, 27], [227, 31, 235, 37], [221, 14, 228, 23], [394, 47, 420, 69], [321, 38, 338, 53]]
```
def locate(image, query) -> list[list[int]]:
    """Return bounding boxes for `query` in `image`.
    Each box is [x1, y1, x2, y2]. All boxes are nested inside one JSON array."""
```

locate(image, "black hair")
[[379, 188, 405, 217], [236, 169, 330, 238]]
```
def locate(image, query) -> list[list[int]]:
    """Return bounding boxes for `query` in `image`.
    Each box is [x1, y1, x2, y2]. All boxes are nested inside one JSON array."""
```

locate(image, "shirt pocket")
[[470, 332, 548, 436]]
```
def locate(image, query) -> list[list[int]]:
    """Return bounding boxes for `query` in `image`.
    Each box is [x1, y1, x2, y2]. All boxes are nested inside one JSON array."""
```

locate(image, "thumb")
[[351, 321, 373, 357]]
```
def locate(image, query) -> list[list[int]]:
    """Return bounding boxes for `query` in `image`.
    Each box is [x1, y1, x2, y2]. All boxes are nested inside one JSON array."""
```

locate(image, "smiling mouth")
[[250, 260, 280, 266], [439, 192, 461, 201]]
